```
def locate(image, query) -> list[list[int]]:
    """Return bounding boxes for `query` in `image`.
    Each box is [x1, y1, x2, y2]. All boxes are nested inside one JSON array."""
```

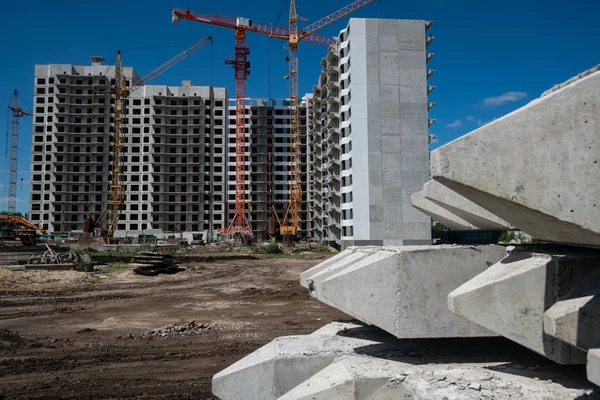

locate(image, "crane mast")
[[107, 51, 127, 234], [99, 36, 213, 235], [7, 90, 32, 214], [224, 28, 252, 233]]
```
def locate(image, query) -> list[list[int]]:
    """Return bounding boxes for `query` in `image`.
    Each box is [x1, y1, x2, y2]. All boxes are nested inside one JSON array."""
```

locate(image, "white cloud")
[[483, 91, 527, 106], [446, 119, 462, 128], [466, 115, 484, 126]]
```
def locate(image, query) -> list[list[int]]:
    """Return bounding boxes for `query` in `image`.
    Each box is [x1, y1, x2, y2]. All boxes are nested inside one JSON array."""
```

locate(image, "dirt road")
[[0, 256, 346, 399]]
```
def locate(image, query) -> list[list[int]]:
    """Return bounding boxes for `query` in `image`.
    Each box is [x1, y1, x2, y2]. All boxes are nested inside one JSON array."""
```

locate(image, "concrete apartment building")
[[307, 18, 434, 248], [226, 99, 309, 241], [29, 59, 310, 240]]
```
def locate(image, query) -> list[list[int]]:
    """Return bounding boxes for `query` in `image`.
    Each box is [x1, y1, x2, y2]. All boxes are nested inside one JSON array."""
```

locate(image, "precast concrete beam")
[[421, 180, 513, 230], [299, 247, 378, 289], [304, 245, 506, 338], [430, 65, 600, 246], [544, 269, 600, 351], [411, 189, 474, 230], [278, 357, 414, 400], [448, 247, 600, 364], [212, 334, 378, 400], [588, 346, 600, 386]]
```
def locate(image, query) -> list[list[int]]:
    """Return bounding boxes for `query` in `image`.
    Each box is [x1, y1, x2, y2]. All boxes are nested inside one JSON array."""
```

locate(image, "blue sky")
[[1, 0, 599, 214]]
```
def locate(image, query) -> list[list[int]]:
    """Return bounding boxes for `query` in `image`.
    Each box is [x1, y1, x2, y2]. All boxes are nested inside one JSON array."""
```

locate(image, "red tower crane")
[[7, 90, 32, 214], [173, 0, 377, 238]]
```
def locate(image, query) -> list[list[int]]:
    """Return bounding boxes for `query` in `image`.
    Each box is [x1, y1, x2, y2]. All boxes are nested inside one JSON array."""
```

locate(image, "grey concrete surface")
[[448, 247, 600, 364], [587, 346, 600, 386], [212, 334, 378, 400], [544, 269, 600, 351], [411, 189, 474, 230], [303, 245, 506, 338], [421, 180, 513, 230], [277, 357, 412, 400], [213, 322, 597, 399], [430, 65, 600, 246]]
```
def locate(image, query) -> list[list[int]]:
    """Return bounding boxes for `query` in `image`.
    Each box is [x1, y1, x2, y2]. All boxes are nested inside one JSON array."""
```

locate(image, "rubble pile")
[[141, 321, 210, 338]]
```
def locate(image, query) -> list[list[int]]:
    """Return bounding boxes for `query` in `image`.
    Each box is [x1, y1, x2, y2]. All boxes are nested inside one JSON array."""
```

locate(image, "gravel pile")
[[140, 321, 210, 338]]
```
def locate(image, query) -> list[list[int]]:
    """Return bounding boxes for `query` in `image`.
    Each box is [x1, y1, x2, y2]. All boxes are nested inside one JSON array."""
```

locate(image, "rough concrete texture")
[[420, 180, 513, 230], [449, 246, 600, 364], [544, 269, 600, 351], [587, 346, 600, 386], [430, 66, 600, 246], [411, 189, 474, 230], [303, 245, 507, 338], [213, 322, 597, 399], [299, 247, 379, 289], [212, 334, 378, 400]]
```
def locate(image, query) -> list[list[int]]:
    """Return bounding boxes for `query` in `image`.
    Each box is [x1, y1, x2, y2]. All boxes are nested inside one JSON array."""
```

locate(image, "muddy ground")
[[0, 256, 346, 399]]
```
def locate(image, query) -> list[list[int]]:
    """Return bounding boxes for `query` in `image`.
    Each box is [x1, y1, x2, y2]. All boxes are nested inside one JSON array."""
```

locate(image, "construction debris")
[[139, 321, 211, 339], [132, 252, 180, 276], [26, 244, 91, 270]]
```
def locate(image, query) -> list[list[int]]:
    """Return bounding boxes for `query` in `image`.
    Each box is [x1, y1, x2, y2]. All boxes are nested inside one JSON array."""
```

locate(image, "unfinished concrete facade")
[[307, 18, 434, 249], [30, 61, 228, 236], [30, 60, 310, 240], [226, 99, 309, 241]]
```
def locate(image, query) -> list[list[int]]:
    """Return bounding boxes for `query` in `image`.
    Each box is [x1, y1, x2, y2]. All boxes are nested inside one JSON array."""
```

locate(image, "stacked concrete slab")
[[213, 322, 596, 399], [424, 65, 600, 381], [212, 65, 600, 398]]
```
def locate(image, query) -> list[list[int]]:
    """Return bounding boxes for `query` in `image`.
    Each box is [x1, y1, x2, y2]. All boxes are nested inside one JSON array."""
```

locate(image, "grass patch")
[[100, 262, 127, 274]]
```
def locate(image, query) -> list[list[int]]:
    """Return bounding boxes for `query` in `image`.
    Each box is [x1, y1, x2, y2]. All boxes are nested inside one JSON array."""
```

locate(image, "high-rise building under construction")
[[29, 60, 307, 240]]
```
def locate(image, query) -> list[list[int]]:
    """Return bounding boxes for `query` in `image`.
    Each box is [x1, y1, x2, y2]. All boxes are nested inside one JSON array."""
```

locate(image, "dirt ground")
[[0, 256, 346, 399]]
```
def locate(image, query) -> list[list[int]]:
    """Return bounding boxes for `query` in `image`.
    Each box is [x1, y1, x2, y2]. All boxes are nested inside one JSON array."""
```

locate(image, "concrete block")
[[380, 118, 400, 135], [379, 85, 400, 103], [431, 66, 600, 246], [398, 69, 426, 86], [448, 247, 598, 364], [369, 222, 384, 240], [399, 102, 427, 121], [380, 102, 400, 119], [544, 269, 600, 351], [421, 180, 514, 230], [212, 334, 377, 400], [400, 85, 427, 103], [412, 189, 474, 230], [380, 135, 401, 153], [369, 205, 383, 222], [366, 52, 379, 68], [366, 69, 380, 89], [398, 50, 425, 71], [378, 35, 398, 52], [379, 68, 399, 85], [278, 357, 411, 400], [381, 152, 402, 169], [588, 346, 600, 386], [400, 119, 427, 137], [398, 35, 425, 51], [378, 19, 397, 36], [379, 52, 399, 69], [304, 245, 505, 338]]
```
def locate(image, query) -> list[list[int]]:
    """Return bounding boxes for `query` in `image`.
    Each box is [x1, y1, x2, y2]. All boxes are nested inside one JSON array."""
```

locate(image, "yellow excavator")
[[0, 214, 46, 245]]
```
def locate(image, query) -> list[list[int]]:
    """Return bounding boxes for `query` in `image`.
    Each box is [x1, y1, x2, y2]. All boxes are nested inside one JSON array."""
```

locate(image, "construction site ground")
[[0, 251, 346, 399], [0, 247, 597, 399]]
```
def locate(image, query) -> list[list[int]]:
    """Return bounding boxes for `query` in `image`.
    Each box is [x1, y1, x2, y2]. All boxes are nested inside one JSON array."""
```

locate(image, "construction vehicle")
[[95, 36, 213, 237], [7, 90, 32, 215], [172, 0, 377, 239], [0, 214, 46, 245]]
